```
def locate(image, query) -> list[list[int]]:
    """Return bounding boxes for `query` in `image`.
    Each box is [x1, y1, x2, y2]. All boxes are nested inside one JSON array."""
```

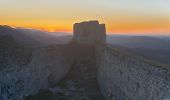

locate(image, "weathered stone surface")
[[73, 20, 106, 44], [98, 45, 170, 100], [0, 20, 107, 100], [0, 37, 72, 100], [2, 20, 170, 100], [24, 20, 106, 100]]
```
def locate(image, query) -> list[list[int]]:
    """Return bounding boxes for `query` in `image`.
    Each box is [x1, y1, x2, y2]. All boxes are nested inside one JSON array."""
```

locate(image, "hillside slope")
[[0, 25, 71, 47]]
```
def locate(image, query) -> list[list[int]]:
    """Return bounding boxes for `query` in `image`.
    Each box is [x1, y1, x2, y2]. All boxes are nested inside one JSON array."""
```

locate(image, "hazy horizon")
[[1, 25, 170, 36]]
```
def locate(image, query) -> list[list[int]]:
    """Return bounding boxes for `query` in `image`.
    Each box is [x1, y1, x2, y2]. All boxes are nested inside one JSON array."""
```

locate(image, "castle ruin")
[[0, 20, 170, 100], [73, 20, 106, 44]]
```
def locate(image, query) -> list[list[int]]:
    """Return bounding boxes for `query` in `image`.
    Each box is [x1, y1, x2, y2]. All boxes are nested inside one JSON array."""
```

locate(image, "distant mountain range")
[[107, 35, 170, 50], [0, 25, 169, 65], [151, 36, 170, 41], [0, 25, 72, 47], [107, 35, 170, 65]]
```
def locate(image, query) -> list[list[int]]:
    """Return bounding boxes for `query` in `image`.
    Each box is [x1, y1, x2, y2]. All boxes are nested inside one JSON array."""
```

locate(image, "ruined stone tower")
[[73, 20, 106, 44], [72, 20, 106, 69]]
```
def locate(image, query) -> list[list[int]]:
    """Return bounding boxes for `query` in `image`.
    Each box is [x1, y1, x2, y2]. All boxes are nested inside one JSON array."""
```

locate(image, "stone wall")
[[0, 37, 72, 100], [3, 20, 170, 100], [98, 45, 170, 100], [73, 20, 106, 45], [73, 20, 106, 69], [0, 20, 107, 100]]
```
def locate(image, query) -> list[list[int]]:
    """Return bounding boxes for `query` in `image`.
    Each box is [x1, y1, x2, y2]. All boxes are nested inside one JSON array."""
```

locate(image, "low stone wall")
[[98, 45, 170, 100]]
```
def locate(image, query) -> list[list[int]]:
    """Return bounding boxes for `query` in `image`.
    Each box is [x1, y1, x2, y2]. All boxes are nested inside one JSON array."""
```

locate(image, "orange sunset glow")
[[0, 0, 170, 35]]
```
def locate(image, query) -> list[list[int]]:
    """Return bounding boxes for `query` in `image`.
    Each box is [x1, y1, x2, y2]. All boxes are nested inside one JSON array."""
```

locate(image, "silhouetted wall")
[[73, 20, 106, 45]]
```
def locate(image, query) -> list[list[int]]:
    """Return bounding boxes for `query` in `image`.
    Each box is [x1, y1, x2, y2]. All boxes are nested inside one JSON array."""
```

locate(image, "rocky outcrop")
[[0, 36, 72, 100], [2, 20, 170, 100], [0, 20, 106, 100], [72, 21, 170, 100], [98, 45, 170, 100], [0, 36, 32, 71], [73, 21, 170, 100], [25, 20, 106, 100]]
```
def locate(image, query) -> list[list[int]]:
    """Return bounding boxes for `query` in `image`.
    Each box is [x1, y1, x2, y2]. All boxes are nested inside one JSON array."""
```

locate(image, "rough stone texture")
[[3, 20, 170, 100], [73, 20, 106, 45], [27, 44, 105, 100], [24, 20, 107, 100], [0, 36, 72, 100], [98, 45, 170, 100], [0, 20, 107, 100], [73, 20, 106, 68]]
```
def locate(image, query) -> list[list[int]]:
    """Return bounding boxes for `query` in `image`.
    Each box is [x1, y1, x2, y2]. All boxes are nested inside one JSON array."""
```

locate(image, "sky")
[[0, 0, 170, 35]]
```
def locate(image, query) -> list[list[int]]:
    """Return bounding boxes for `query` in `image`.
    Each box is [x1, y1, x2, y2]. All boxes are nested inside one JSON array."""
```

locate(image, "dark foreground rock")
[[26, 44, 105, 100]]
